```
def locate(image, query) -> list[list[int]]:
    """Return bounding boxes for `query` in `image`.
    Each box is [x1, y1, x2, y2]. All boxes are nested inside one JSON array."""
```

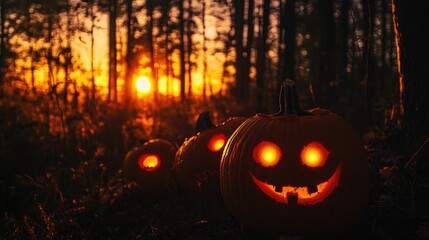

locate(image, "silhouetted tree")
[[186, 0, 195, 97], [0, 0, 5, 97], [255, 0, 270, 112], [147, 0, 159, 100], [277, 0, 295, 106], [316, 0, 334, 107], [179, 0, 186, 101], [284, 0, 295, 81], [233, 0, 254, 101], [108, 0, 117, 102], [339, 0, 350, 91], [162, 0, 171, 98], [202, 0, 207, 100], [392, 0, 429, 135], [124, 0, 133, 103]]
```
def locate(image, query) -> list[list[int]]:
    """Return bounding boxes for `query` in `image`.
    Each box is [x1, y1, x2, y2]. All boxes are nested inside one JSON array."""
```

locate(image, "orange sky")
[[71, 2, 229, 99], [14, 0, 231, 101]]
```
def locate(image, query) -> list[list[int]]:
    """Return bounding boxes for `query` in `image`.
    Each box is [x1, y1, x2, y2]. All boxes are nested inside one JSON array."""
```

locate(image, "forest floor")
[[1, 96, 429, 240]]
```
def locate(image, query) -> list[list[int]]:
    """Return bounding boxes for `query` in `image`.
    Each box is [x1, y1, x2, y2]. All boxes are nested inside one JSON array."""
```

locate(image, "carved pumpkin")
[[220, 80, 370, 239], [172, 111, 246, 197], [123, 139, 177, 200]]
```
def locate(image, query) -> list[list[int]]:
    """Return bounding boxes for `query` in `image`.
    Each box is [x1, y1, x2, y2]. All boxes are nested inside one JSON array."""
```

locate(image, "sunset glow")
[[136, 76, 151, 94]]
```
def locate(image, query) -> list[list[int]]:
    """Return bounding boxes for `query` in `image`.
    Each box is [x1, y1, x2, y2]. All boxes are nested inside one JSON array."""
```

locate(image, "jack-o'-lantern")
[[123, 139, 177, 200], [220, 80, 370, 239], [171, 111, 246, 197]]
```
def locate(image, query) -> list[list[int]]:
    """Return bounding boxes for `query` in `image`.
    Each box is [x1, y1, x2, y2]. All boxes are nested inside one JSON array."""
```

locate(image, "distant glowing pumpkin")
[[220, 80, 370, 239], [123, 139, 177, 200], [137, 154, 161, 172], [171, 111, 246, 197]]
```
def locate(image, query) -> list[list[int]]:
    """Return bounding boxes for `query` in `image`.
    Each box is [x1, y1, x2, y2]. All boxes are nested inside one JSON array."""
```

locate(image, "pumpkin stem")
[[195, 111, 215, 133], [274, 79, 309, 116]]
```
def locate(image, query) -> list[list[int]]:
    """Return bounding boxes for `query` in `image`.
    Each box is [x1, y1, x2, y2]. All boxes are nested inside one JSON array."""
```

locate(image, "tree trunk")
[[186, 0, 193, 97], [124, 0, 133, 103], [220, 13, 234, 98], [233, 0, 244, 100], [0, 0, 5, 97], [392, 0, 429, 134], [339, 0, 349, 93], [284, 0, 295, 81], [89, 0, 96, 115], [231, 0, 254, 101], [163, 0, 170, 98], [179, 0, 186, 101], [256, 0, 270, 112], [44, 0, 55, 91], [362, 0, 377, 127], [242, 0, 254, 100], [108, 0, 117, 102], [317, 1, 334, 107], [202, 0, 207, 100], [64, 4, 72, 111], [276, 0, 285, 99], [148, 0, 158, 101]]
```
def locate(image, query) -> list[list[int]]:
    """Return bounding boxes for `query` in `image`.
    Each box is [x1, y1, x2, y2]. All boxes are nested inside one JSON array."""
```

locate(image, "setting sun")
[[136, 76, 151, 93]]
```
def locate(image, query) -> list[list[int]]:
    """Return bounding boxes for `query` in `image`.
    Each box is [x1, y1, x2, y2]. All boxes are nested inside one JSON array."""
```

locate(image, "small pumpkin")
[[172, 111, 246, 197], [123, 139, 177, 200], [220, 80, 370, 239]]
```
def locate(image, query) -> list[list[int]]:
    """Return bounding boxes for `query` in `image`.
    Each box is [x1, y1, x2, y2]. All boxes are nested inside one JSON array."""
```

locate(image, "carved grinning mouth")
[[250, 163, 342, 205]]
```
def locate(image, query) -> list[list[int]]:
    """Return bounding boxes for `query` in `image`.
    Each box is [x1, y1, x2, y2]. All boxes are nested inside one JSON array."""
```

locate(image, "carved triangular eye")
[[207, 133, 227, 152], [138, 154, 161, 172], [301, 142, 329, 167], [253, 141, 282, 167]]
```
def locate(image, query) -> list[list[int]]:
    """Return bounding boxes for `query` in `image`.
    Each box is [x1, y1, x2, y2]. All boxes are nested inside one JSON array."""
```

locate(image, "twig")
[[404, 137, 429, 169], [50, 82, 67, 160]]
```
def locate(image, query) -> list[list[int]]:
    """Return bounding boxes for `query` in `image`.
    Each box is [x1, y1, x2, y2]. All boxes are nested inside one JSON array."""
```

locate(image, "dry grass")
[[1, 93, 428, 240]]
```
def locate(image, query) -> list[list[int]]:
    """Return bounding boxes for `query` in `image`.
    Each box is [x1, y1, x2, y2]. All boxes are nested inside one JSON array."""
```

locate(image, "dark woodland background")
[[0, 0, 428, 239]]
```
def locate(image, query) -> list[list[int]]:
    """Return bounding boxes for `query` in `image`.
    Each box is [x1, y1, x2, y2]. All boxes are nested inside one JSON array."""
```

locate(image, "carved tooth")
[[275, 185, 283, 193], [287, 192, 298, 205], [307, 184, 318, 194]]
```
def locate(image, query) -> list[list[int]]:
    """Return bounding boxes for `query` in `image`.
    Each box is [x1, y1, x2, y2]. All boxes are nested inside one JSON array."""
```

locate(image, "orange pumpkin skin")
[[123, 139, 177, 200], [172, 116, 246, 197], [220, 83, 370, 239]]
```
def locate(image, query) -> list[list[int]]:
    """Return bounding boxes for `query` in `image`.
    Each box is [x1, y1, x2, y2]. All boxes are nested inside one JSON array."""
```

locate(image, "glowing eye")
[[301, 142, 329, 167], [253, 141, 282, 167], [208, 134, 227, 152], [138, 154, 161, 172]]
